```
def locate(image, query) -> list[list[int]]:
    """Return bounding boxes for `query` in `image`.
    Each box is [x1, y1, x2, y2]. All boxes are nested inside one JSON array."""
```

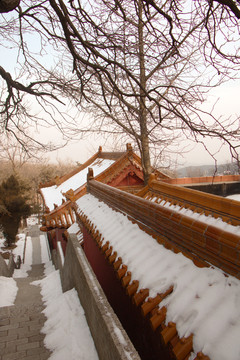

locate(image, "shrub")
[[0, 175, 31, 246]]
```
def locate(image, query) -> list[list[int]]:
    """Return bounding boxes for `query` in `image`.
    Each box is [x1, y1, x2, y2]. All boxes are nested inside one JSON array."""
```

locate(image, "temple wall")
[[82, 227, 171, 360], [56, 234, 140, 360]]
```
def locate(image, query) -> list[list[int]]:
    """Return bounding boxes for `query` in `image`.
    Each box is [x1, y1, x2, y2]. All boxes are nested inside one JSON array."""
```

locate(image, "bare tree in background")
[[0, 130, 50, 175], [0, 135, 31, 174], [0, 0, 240, 182]]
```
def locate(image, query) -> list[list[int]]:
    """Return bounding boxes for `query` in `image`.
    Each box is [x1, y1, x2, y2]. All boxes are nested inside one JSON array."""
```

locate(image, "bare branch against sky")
[[0, 0, 240, 176]]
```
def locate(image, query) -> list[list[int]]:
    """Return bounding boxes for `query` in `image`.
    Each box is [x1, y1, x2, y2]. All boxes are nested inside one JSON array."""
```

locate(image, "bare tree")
[[44, 0, 240, 181], [0, 5, 81, 153], [142, 1, 240, 68], [0, 0, 240, 182], [0, 0, 19, 13], [0, 129, 51, 175], [0, 135, 31, 174]]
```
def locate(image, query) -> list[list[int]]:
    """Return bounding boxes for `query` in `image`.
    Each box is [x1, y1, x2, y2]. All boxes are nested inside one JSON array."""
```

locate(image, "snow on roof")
[[227, 194, 240, 202], [41, 159, 115, 211], [152, 199, 240, 235], [75, 193, 240, 360]]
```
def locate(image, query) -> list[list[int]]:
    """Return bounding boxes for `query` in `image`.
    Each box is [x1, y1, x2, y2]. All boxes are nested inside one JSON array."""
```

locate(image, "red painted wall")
[[117, 173, 144, 187], [82, 226, 171, 360], [47, 228, 67, 255]]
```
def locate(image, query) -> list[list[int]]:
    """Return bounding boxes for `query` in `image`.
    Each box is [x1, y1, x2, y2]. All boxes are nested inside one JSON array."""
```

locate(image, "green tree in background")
[[0, 175, 31, 247]]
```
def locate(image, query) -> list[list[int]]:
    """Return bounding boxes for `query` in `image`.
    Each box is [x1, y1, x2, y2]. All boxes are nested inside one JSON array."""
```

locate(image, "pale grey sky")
[[1, 11, 239, 169], [44, 81, 240, 168]]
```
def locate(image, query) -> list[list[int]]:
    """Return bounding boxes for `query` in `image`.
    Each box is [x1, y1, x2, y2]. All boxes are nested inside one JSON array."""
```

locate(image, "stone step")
[[26, 225, 42, 238], [0, 226, 52, 359], [14, 278, 43, 306], [0, 304, 51, 360], [13, 264, 45, 306], [27, 264, 45, 278]]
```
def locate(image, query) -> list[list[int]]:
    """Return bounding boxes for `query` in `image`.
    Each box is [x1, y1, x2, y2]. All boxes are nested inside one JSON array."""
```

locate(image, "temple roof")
[[71, 190, 240, 360], [39, 146, 130, 211], [136, 176, 240, 226], [40, 157, 115, 211], [39, 146, 240, 359], [39, 144, 170, 214]]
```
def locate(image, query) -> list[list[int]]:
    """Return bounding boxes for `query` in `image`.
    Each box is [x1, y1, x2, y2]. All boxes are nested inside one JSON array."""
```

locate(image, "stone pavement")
[[0, 225, 51, 360]]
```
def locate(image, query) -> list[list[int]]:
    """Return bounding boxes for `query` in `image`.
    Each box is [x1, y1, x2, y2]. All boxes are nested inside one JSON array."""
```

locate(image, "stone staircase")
[[0, 228, 51, 360]]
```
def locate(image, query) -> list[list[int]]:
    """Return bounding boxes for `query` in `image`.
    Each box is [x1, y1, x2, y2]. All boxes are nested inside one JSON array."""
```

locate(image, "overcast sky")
[[1, 12, 239, 169], [44, 80, 240, 168]]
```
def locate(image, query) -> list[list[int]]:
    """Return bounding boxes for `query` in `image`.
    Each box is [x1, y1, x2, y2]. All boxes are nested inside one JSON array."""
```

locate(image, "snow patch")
[[227, 194, 240, 202], [12, 233, 26, 260], [40, 234, 50, 263], [159, 200, 240, 235], [13, 236, 32, 278], [68, 222, 79, 234], [32, 270, 99, 360], [0, 276, 18, 307], [57, 241, 64, 266], [44, 261, 56, 276]]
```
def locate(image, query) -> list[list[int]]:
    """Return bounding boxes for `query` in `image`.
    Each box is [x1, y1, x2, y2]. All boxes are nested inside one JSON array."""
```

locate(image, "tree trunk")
[[0, 0, 20, 13], [138, 0, 152, 185]]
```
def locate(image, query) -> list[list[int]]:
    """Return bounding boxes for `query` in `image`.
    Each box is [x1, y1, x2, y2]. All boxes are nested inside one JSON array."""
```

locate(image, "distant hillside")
[[177, 162, 239, 178]]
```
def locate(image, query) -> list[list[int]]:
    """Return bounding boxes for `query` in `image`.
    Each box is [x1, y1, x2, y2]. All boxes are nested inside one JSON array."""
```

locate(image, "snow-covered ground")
[[0, 237, 8, 256], [40, 234, 51, 263], [75, 193, 240, 360], [13, 236, 32, 278], [152, 198, 240, 235], [12, 233, 27, 259], [0, 276, 18, 307], [0, 215, 38, 261], [0, 232, 25, 260], [33, 263, 99, 360], [0, 232, 33, 305]]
